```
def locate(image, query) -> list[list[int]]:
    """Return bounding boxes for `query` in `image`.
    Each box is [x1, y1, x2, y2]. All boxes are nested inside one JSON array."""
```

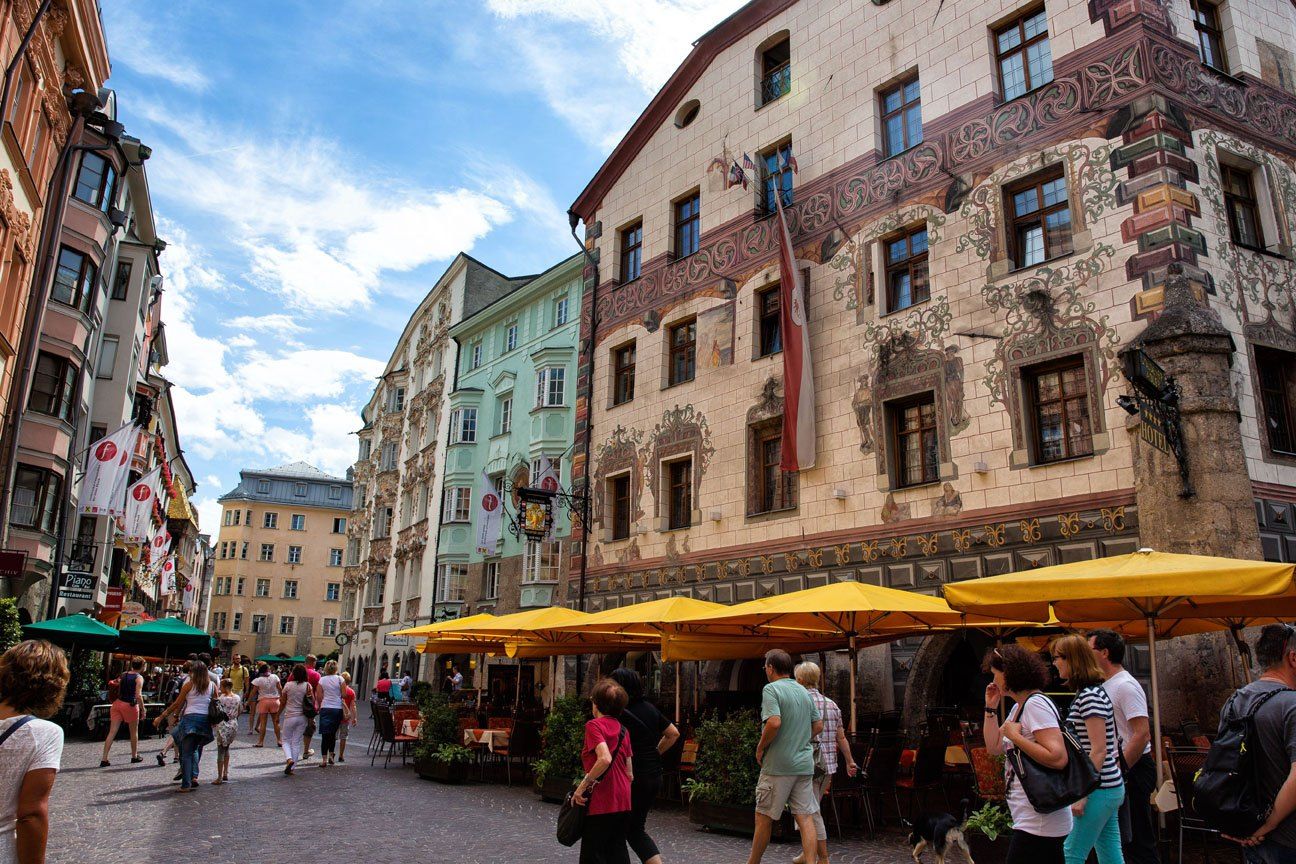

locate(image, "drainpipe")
[[567, 211, 598, 695]]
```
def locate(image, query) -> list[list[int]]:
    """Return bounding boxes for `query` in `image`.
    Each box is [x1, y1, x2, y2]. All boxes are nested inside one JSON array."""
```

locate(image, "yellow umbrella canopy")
[[416, 635, 658, 658], [659, 629, 918, 662], [391, 613, 498, 638], [544, 595, 837, 638], [443, 605, 591, 638]]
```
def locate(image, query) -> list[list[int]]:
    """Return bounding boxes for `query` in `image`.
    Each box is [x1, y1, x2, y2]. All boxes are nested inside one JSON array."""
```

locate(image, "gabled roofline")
[[569, 0, 797, 222], [449, 252, 582, 339]]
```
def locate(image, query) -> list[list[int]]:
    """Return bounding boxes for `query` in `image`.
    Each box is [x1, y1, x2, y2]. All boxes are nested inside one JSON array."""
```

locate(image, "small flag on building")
[[742, 152, 756, 171], [781, 147, 799, 174], [160, 556, 176, 596], [775, 193, 815, 471]]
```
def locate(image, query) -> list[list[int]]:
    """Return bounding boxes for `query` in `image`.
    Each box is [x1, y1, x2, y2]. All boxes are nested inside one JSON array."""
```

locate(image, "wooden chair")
[[1167, 747, 1218, 864], [367, 701, 387, 755], [678, 739, 699, 799], [859, 733, 903, 829], [503, 720, 542, 786], [895, 737, 950, 824], [372, 706, 418, 768], [488, 716, 515, 732], [825, 733, 873, 837], [968, 745, 1006, 802]]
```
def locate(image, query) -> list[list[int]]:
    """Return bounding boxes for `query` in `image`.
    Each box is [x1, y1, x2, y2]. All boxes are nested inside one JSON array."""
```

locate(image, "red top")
[[306, 667, 321, 687], [582, 716, 631, 816], [375, 678, 391, 694], [343, 686, 356, 708]]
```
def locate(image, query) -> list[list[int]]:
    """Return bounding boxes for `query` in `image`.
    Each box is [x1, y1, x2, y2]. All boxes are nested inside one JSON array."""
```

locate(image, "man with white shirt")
[[1089, 629, 1159, 864]]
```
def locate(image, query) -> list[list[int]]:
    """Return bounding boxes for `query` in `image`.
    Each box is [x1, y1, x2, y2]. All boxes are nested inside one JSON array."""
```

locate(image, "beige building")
[[208, 463, 353, 661]]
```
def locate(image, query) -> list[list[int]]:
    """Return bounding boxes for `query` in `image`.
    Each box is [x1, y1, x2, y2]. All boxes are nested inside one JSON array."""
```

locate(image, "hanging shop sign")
[[59, 571, 96, 602]]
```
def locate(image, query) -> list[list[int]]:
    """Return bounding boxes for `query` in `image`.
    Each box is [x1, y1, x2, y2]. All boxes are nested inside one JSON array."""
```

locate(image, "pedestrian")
[[400, 668, 413, 697], [250, 663, 282, 747], [245, 661, 260, 734], [747, 649, 822, 864], [450, 665, 463, 692], [609, 669, 679, 864], [207, 653, 223, 685], [572, 678, 634, 864], [1050, 634, 1125, 864], [1214, 623, 1296, 860], [389, 675, 405, 703], [155, 660, 190, 768], [228, 654, 249, 721], [982, 645, 1072, 864], [793, 661, 859, 864], [338, 671, 357, 764], [0, 640, 69, 864], [301, 654, 321, 761], [212, 678, 241, 785], [101, 656, 146, 767], [276, 664, 312, 775], [374, 674, 392, 704], [315, 660, 346, 767], [1088, 629, 1158, 864], [153, 660, 216, 793]]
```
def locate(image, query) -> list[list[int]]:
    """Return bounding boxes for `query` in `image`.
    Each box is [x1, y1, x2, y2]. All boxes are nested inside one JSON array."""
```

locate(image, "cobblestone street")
[[48, 708, 911, 864]]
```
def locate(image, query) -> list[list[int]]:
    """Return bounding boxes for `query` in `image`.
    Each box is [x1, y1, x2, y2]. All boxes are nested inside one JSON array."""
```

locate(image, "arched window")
[[755, 31, 791, 108]]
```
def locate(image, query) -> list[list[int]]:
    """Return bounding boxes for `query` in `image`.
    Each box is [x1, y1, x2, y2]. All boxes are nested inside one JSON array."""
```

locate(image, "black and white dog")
[[908, 812, 974, 864]]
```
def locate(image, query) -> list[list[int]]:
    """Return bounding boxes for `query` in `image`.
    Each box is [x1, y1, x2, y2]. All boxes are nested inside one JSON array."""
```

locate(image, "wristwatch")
[[984, 707, 998, 715]]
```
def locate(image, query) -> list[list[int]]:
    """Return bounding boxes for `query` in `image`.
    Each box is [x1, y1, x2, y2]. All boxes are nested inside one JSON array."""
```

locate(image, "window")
[[620, 221, 643, 283], [293, 483, 306, 497], [326, 581, 341, 601], [554, 296, 569, 326], [111, 260, 132, 301], [263, 512, 278, 529], [97, 335, 119, 379], [1223, 164, 1264, 250], [28, 352, 76, 421], [1027, 359, 1094, 463], [451, 407, 477, 443], [497, 396, 512, 435], [885, 227, 930, 313], [347, 539, 361, 566], [759, 35, 791, 106], [437, 564, 468, 602], [358, 439, 372, 461], [667, 459, 692, 530], [523, 540, 561, 582], [995, 8, 1053, 101], [668, 319, 696, 386], [1007, 168, 1072, 268], [259, 543, 274, 562], [287, 546, 302, 565], [470, 341, 483, 369], [329, 548, 343, 567], [1191, 0, 1227, 71], [390, 387, 406, 412], [232, 612, 243, 632], [73, 151, 116, 211], [757, 286, 782, 357], [290, 514, 305, 531], [256, 479, 271, 494], [536, 367, 565, 407], [482, 561, 500, 599], [752, 422, 798, 515], [891, 394, 940, 488], [279, 615, 295, 636], [380, 442, 397, 470], [213, 612, 227, 631], [332, 517, 346, 534], [11, 466, 60, 533], [674, 192, 701, 257], [609, 474, 631, 540], [443, 487, 471, 522], [329, 485, 342, 500], [375, 506, 394, 538], [760, 141, 795, 213], [1256, 346, 1296, 456], [51, 247, 97, 314], [322, 618, 338, 637], [366, 575, 384, 606], [236, 577, 245, 596], [214, 577, 229, 595], [240, 543, 249, 560], [284, 579, 299, 598], [881, 76, 922, 157], [251, 614, 267, 634], [232, 510, 242, 526], [504, 322, 518, 353], [613, 343, 636, 406], [224, 511, 233, 527]]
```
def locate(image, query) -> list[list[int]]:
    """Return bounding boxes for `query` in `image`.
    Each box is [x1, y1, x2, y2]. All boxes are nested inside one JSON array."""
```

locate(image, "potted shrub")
[[533, 695, 588, 802], [418, 744, 474, 783], [964, 801, 1012, 864], [414, 692, 471, 783], [684, 710, 793, 839]]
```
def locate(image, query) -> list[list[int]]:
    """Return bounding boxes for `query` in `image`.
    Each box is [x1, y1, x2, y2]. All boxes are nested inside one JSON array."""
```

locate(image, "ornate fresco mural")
[[641, 405, 716, 519], [591, 425, 645, 532]]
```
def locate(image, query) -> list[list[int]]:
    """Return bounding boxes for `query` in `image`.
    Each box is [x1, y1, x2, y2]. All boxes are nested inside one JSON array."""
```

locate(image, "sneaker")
[[99, 760, 110, 767], [173, 771, 182, 782], [130, 756, 143, 764], [156, 753, 165, 767]]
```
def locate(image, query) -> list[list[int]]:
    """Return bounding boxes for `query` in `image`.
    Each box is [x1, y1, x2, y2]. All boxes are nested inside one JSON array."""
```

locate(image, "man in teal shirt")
[[748, 649, 822, 864]]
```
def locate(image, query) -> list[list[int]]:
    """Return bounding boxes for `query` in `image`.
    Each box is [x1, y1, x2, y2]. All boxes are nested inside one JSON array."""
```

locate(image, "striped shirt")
[[1067, 684, 1124, 789], [805, 688, 843, 775]]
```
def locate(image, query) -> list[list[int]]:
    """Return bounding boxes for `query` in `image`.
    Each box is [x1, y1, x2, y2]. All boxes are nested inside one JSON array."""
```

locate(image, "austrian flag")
[[775, 194, 815, 471]]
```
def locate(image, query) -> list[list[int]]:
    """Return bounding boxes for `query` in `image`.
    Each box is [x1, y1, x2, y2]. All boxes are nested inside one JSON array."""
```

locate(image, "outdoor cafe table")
[[401, 718, 421, 738], [464, 727, 509, 752]]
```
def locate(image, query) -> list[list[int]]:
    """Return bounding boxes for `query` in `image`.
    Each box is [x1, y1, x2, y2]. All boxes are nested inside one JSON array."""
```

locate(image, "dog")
[[908, 812, 974, 864]]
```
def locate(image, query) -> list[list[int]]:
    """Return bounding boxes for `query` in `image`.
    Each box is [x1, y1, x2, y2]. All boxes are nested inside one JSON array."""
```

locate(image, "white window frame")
[[332, 517, 346, 534], [255, 578, 270, 597], [554, 295, 569, 327], [483, 560, 500, 599], [96, 335, 118, 379], [263, 512, 278, 530], [279, 615, 295, 635], [522, 540, 561, 583], [451, 407, 478, 443], [251, 614, 267, 634], [284, 579, 299, 599], [322, 618, 338, 637], [259, 543, 274, 562], [505, 322, 518, 352], [498, 396, 512, 435], [287, 546, 302, 565], [442, 487, 471, 522], [329, 548, 343, 567], [437, 564, 469, 602], [290, 514, 306, 531], [232, 612, 243, 631], [536, 367, 565, 407], [326, 581, 341, 601], [471, 340, 483, 369]]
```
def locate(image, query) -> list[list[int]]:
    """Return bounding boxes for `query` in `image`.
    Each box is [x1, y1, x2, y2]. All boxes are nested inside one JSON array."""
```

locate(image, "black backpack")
[[1193, 685, 1293, 836]]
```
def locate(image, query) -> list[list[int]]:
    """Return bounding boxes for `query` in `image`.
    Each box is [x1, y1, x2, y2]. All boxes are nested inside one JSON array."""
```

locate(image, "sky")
[[100, 0, 748, 533]]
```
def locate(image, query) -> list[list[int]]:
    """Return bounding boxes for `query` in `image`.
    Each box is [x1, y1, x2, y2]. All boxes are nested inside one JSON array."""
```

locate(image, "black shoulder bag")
[[557, 728, 625, 847], [1007, 692, 1101, 813]]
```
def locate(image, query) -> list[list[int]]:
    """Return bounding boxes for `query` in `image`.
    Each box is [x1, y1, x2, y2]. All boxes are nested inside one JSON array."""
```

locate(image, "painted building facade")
[[568, 0, 1296, 724]]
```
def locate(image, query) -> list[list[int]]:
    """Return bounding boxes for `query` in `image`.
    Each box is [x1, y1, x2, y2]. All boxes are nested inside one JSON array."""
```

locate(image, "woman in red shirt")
[[338, 671, 357, 763], [572, 679, 634, 864]]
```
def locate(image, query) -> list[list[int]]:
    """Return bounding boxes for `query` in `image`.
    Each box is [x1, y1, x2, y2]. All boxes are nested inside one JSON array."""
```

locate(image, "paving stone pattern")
[[49, 706, 913, 864]]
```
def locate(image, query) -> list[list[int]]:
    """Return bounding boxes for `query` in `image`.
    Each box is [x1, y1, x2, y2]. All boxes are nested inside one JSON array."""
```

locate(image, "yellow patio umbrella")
[[391, 613, 498, 638], [943, 547, 1296, 781], [440, 605, 592, 637], [543, 595, 838, 637]]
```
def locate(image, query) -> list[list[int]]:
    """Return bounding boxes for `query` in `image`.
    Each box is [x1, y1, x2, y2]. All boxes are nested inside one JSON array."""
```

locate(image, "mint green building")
[[435, 253, 583, 624]]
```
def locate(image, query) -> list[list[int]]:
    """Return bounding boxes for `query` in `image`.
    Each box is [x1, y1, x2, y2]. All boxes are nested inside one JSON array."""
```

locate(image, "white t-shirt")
[[0, 716, 63, 859], [1003, 696, 1074, 838], [281, 681, 310, 719], [1102, 669, 1152, 757], [318, 675, 345, 710], [250, 675, 281, 700]]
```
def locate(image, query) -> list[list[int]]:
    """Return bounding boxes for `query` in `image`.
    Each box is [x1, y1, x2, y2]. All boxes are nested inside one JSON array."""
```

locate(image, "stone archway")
[[900, 632, 994, 733]]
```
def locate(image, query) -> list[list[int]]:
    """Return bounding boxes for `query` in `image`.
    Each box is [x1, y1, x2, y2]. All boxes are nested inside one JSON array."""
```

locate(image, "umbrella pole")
[[1147, 616, 1165, 786], [1231, 626, 1254, 683], [849, 634, 858, 734], [674, 662, 681, 721]]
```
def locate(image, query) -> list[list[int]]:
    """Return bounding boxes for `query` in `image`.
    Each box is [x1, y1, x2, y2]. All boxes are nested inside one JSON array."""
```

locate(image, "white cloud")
[[241, 349, 383, 403], [101, 5, 210, 91], [259, 404, 363, 477], [192, 494, 223, 538], [224, 314, 306, 336]]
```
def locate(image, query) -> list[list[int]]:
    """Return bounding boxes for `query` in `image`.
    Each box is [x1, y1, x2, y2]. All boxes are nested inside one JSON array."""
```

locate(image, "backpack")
[[1193, 685, 1294, 836]]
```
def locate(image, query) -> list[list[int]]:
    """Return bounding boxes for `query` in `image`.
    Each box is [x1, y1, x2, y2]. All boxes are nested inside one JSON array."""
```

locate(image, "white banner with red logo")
[[123, 466, 163, 541], [78, 423, 139, 517], [148, 525, 172, 561], [159, 555, 176, 596], [475, 469, 503, 554], [775, 195, 816, 471], [182, 573, 197, 611]]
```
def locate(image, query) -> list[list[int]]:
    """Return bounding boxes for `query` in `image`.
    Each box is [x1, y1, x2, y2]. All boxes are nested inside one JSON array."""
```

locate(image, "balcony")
[[404, 596, 421, 621], [389, 600, 401, 623], [519, 580, 558, 609], [362, 605, 383, 628]]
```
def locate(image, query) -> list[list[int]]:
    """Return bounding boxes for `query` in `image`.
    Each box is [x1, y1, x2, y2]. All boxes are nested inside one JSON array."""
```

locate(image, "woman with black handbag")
[[983, 645, 1072, 864], [276, 664, 312, 775], [570, 679, 634, 864]]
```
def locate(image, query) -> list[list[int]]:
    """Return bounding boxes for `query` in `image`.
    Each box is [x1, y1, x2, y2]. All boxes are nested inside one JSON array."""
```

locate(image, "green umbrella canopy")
[[288, 655, 307, 663], [118, 617, 214, 656], [255, 654, 288, 663], [22, 615, 118, 652]]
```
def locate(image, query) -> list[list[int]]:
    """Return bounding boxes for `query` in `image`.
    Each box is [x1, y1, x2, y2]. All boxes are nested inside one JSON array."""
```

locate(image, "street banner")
[[104, 586, 124, 613], [148, 526, 172, 562], [774, 194, 816, 471], [182, 575, 197, 612], [475, 469, 502, 554], [78, 423, 138, 516], [536, 455, 560, 542], [160, 556, 176, 596], [124, 467, 163, 541]]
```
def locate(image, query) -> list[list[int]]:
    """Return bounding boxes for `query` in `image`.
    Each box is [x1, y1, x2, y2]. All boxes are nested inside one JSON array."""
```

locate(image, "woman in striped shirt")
[[1050, 634, 1125, 864]]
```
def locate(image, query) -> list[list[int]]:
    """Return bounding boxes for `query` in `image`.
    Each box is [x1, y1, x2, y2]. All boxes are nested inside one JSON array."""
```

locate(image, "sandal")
[[99, 760, 110, 767], [156, 753, 165, 767], [130, 756, 143, 764]]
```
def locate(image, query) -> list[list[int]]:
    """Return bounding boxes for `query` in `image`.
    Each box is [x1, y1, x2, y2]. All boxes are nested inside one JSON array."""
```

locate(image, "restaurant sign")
[[59, 571, 96, 602], [383, 634, 410, 647], [0, 550, 26, 581]]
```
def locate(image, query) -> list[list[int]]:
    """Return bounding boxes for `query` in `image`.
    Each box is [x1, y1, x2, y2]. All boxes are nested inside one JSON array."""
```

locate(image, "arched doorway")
[[902, 632, 995, 735]]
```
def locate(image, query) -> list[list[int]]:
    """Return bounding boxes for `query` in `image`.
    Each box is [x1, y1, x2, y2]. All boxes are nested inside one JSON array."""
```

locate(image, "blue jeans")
[[1064, 784, 1125, 864], [1245, 840, 1296, 864], [172, 714, 213, 789]]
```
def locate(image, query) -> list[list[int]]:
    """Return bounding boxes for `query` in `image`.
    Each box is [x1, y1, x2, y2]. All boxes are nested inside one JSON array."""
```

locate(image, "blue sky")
[[100, 0, 747, 532]]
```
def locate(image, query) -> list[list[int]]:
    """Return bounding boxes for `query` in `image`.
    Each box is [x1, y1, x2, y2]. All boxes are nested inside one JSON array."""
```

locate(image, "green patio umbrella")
[[255, 654, 287, 663], [287, 655, 307, 663], [117, 617, 214, 657], [22, 614, 118, 652]]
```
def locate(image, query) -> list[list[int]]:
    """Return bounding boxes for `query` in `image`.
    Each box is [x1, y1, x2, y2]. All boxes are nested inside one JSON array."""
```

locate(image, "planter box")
[[415, 756, 471, 784], [688, 800, 794, 839], [536, 775, 576, 803], [965, 832, 1009, 864]]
